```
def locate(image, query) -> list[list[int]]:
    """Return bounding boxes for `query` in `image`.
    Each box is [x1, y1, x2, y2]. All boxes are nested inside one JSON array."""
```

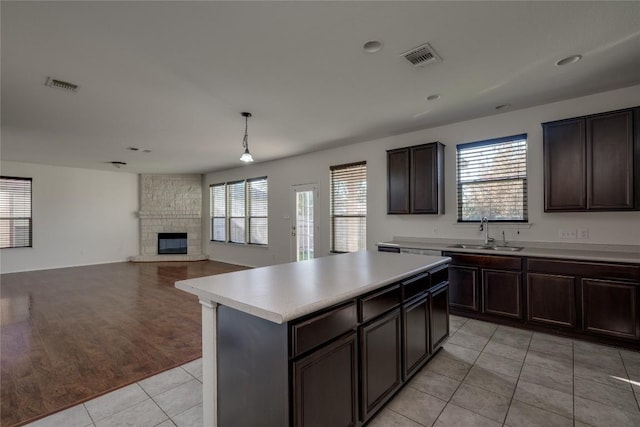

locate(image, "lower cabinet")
[[360, 309, 402, 423], [430, 283, 450, 351], [582, 278, 639, 340], [292, 332, 358, 427], [483, 269, 522, 319], [446, 253, 522, 320], [526, 272, 576, 328], [402, 295, 430, 379], [289, 265, 451, 426], [449, 265, 479, 311]]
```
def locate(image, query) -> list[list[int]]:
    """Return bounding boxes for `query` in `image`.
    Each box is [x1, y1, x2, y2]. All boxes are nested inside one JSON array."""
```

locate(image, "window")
[[1, 176, 33, 249], [330, 162, 366, 253], [456, 134, 528, 222], [210, 177, 268, 245], [248, 177, 268, 245], [210, 183, 226, 242], [228, 181, 246, 243]]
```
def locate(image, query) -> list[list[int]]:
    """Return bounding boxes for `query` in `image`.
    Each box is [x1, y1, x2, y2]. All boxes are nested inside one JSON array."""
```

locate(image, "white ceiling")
[[2, 1, 640, 174]]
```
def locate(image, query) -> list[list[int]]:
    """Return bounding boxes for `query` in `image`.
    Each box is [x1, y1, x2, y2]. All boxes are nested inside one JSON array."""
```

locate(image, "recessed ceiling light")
[[110, 161, 127, 168], [426, 94, 441, 101], [555, 55, 582, 66], [495, 104, 511, 110], [363, 40, 383, 53], [142, 149, 151, 153], [127, 147, 139, 151]]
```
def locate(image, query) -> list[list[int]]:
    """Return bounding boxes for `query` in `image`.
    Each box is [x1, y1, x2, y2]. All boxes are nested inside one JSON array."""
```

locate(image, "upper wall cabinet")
[[543, 107, 639, 212], [387, 142, 445, 214]]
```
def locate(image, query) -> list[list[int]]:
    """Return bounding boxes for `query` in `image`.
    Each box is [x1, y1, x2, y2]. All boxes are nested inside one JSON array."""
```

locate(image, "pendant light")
[[239, 112, 254, 163]]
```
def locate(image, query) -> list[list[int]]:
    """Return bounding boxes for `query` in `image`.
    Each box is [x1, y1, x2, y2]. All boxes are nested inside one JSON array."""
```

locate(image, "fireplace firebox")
[[158, 233, 188, 255]]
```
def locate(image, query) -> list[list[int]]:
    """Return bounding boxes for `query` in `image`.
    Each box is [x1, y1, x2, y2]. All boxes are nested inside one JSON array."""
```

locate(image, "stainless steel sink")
[[447, 244, 493, 249], [487, 246, 524, 252], [447, 244, 524, 252]]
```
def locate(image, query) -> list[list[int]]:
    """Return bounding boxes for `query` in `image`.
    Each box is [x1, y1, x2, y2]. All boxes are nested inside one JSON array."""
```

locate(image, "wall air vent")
[[402, 43, 442, 67], [44, 77, 79, 93]]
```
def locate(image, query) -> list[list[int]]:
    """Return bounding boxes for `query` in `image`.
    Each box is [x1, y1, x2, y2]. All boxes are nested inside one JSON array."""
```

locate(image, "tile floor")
[[24, 315, 640, 427]]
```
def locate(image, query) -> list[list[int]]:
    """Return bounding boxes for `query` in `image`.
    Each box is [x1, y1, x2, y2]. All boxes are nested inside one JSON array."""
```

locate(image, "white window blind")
[[248, 177, 268, 245], [210, 183, 226, 242], [1, 176, 33, 249], [330, 162, 367, 253], [457, 134, 528, 222], [228, 181, 246, 243]]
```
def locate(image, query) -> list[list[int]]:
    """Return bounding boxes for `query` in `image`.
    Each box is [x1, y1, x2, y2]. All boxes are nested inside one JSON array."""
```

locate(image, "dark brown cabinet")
[[582, 278, 639, 340], [360, 309, 402, 422], [526, 257, 640, 343], [387, 149, 410, 214], [447, 253, 522, 320], [448, 265, 479, 312], [288, 262, 450, 427], [387, 142, 444, 214], [293, 332, 358, 427], [543, 107, 639, 211], [430, 282, 450, 351], [402, 295, 429, 379], [526, 272, 576, 328], [483, 269, 522, 319]]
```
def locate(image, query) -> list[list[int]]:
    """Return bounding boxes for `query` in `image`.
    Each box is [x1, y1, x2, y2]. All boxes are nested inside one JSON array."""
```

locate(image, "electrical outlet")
[[558, 229, 577, 239], [577, 227, 589, 239]]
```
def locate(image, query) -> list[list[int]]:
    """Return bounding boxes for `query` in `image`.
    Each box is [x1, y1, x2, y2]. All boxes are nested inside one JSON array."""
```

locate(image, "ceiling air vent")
[[402, 43, 442, 67], [44, 77, 79, 93]]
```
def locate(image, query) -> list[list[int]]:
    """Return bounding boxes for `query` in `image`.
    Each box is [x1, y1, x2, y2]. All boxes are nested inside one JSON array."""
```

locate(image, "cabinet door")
[[526, 273, 576, 328], [483, 269, 522, 319], [411, 143, 442, 214], [402, 295, 429, 379], [387, 148, 410, 214], [293, 332, 358, 427], [587, 110, 635, 210], [449, 265, 479, 312], [430, 283, 450, 352], [543, 118, 586, 211], [360, 309, 402, 422], [582, 279, 639, 340]]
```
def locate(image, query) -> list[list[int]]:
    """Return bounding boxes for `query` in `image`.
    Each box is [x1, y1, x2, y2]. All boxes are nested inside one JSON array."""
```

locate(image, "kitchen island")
[[176, 251, 451, 427]]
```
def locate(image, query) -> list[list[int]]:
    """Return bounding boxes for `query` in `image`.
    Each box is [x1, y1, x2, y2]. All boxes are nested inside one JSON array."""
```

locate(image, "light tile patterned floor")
[[25, 316, 640, 427]]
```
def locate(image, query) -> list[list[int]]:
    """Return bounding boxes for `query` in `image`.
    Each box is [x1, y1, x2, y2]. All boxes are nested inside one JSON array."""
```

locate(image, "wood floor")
[[0, 260, 248, 427]]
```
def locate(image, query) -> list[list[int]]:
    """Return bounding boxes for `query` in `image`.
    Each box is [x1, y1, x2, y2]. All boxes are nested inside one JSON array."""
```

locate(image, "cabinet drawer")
[[291, 302, 357, 357], [360, 285, 402, 323], [402, 273, 430, 301], [430, 264, 449, 287], [527, 258, 640, 281], [447, 253, 521, 270]]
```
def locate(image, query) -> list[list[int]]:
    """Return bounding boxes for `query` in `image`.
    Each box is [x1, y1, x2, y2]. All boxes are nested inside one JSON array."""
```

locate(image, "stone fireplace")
[[129, 174, 208, 262]]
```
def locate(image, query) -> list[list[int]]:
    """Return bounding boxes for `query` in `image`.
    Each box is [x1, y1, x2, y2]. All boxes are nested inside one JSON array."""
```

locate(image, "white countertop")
[[175, 251, 450, 324], [377, 238, 640, 264]]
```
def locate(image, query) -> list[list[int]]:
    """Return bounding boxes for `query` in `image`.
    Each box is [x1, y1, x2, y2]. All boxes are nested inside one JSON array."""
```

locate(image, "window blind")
[[248, 177, 268, 245], [210, 183, 226, 242], [330, 162, 367, 253], [457, 134, 528, 222], [228, 181, 246, 243], [1, 176, 33, 248]]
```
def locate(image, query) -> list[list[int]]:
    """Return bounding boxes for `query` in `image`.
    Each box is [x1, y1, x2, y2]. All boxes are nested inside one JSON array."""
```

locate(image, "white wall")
[[204, 85, 640, 268], [0, 161, 139, 273]]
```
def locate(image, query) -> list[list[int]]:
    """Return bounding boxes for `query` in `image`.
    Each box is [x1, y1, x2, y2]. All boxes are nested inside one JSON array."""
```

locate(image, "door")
[[291, 184, 318, 262]]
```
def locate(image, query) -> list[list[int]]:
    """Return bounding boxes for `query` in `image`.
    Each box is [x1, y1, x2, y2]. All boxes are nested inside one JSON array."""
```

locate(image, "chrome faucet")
[[502, 230, 507, 246], [480, 217, 494, 245]]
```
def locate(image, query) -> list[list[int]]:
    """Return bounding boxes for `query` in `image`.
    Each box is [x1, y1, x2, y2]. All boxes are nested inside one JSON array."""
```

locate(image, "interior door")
[[291, 184, 318, 262]]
